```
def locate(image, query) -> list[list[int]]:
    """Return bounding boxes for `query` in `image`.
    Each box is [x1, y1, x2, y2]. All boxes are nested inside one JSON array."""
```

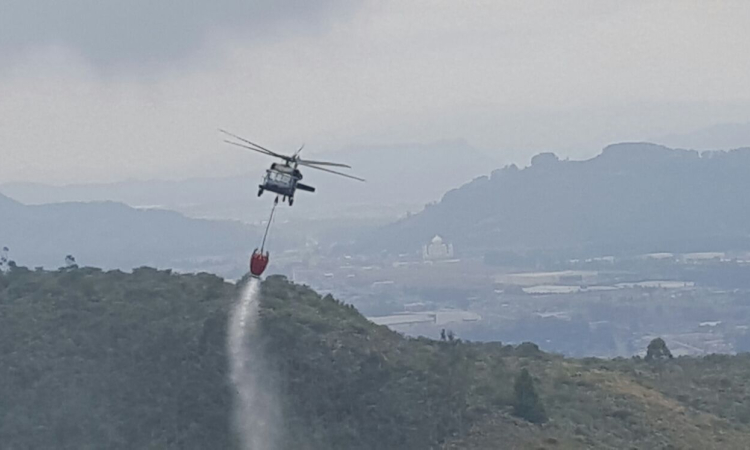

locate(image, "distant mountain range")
[[0, 140, 497, 222], [0, 193, 258, 274], [311, 139, 497, 208], [1, 176, 266, 222], [654, 122, 750, 151], [363, 142, 750, 257]]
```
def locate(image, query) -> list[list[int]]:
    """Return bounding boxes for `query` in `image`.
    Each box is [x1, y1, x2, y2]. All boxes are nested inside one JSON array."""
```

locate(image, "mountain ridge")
[[0, 196, 258, 274], [0, 140, 497, 221], [362, 143, 750, 257]]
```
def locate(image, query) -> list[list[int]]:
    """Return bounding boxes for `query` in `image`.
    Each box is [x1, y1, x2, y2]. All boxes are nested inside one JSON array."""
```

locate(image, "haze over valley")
[[4, 2, 750, 449], [5, 140, 750, 358]]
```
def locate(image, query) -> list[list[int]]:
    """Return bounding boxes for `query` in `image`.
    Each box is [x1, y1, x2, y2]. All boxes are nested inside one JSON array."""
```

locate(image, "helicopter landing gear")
[[274, 196, 279, 205], [257, 187, 264, 197], [288, 196, 294, 206]]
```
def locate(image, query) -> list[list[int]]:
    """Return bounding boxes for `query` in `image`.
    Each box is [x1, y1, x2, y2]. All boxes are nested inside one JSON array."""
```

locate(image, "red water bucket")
[[250, 250, 269, 277]]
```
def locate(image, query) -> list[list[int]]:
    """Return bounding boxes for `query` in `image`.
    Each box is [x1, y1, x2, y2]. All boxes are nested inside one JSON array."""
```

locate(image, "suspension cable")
[[260, 199, 278, 253]]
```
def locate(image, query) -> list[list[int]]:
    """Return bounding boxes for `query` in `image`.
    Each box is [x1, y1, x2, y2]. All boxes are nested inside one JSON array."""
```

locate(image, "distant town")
[[274, 234, 750, 358]]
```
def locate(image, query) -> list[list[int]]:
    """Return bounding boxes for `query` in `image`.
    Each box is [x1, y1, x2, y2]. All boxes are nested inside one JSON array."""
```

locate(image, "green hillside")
[[2, 267, 750, 449]]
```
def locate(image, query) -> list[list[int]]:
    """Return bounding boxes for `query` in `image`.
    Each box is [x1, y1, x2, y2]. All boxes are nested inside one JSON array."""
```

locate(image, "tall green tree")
[[513, 368, 547, 424]]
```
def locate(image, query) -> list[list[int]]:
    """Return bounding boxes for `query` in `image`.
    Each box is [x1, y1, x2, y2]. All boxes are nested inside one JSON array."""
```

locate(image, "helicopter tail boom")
[[296, 183, 316, 193]]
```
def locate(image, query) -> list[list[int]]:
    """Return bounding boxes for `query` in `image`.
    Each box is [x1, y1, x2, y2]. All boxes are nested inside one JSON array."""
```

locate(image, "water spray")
[[228, 279, 280, 450]]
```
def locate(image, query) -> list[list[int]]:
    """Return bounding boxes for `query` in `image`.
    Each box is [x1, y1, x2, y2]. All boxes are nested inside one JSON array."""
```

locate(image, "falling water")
[[228, 278, 280, 450]]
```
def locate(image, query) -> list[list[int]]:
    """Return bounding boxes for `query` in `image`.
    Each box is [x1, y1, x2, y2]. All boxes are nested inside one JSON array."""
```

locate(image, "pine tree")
[[513, 368, 547, 424]]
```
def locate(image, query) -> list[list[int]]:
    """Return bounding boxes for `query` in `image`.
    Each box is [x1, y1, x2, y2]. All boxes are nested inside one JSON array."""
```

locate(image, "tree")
[[0, 246, 8, 271], [513, 368, 547, 424], [645, 337, 673, 361]]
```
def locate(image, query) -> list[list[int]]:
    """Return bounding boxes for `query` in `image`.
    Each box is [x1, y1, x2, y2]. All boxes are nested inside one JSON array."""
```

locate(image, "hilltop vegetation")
[[0, 266, 235, 449], [366, 143, 750, 256], [2, 267, 750, 449]]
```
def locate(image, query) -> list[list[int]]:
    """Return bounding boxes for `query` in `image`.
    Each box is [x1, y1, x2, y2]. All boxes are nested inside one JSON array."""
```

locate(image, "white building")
[[423, 235, 454, 261]]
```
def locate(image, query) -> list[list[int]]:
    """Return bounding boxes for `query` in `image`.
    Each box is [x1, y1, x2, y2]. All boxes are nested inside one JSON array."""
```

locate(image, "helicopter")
[[220, 129, 364, 206]]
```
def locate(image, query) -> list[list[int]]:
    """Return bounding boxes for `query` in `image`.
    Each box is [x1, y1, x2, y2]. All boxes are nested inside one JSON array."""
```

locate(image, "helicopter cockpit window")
[[267, 171, 292, 184]]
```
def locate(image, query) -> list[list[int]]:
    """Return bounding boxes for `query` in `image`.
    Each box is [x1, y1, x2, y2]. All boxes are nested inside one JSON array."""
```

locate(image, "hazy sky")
[[1, 0, 750, 184]]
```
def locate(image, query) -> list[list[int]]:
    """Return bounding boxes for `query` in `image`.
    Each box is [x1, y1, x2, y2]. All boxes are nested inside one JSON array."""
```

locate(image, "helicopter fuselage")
[[258, 163, 315, 205]]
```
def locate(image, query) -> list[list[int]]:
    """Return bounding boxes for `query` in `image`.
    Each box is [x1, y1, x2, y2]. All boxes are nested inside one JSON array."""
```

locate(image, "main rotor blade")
[[305, 164, 365, 182], [223, 140, 288, 160], [293, 144, 305, 158], [219, 129, 288, 160], [299, 159, 352, 168]]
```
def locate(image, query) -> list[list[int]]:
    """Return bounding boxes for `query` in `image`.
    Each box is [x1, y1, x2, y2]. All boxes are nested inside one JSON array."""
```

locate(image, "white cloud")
[[0, 0, 358, 68], [1, 0, 750, 183]]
